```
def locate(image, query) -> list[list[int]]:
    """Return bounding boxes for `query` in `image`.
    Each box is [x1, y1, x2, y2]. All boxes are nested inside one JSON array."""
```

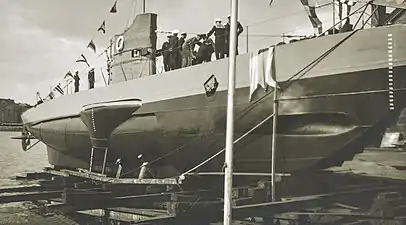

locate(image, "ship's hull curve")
[[22, 24, 406, 176]]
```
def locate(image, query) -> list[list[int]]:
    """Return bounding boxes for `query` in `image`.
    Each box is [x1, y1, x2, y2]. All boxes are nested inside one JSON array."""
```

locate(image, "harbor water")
[[0, 132, 49, 187]]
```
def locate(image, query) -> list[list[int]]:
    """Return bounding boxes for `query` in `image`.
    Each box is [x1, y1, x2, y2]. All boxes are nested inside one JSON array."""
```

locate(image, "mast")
[[143, 0, 146, 13], [223, 0, 238, 224]]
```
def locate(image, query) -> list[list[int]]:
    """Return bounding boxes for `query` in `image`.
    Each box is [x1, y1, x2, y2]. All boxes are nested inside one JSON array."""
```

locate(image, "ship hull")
[[22, 25, 406, 178]]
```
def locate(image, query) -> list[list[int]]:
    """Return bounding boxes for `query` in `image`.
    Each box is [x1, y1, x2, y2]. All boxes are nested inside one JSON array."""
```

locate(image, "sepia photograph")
[[0, 0, 406, 224]]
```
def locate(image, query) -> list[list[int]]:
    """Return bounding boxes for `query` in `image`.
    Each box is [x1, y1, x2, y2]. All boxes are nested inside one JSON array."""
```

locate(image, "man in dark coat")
[[207, 18, 226, 60], [161, 35, 171, 72], [196, 35, 215, 64], [225, 15, 244, 57], [88, 67, 95, 89], [169, 29, 181, 70], [74, 70, 80, 93]]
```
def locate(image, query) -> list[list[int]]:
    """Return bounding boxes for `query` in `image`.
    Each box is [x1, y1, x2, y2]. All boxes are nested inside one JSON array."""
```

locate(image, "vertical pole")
[[89, 147, 95, 172], [101, 148, 108, 175], [246, 26, 249, 53], [271, 85, 279, 202], [338, 2, 343, 29], [332, 0, 336, 34], [223, 0, 238, 225], [143, 0, 146, 13]]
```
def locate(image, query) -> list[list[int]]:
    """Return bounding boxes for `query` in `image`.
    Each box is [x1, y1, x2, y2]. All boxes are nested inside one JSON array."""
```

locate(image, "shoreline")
[[0, 126, 22, 132]]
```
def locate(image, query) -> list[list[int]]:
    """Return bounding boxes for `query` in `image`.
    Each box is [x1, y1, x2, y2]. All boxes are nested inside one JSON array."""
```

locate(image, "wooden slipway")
[[328, 147, 406, 181]]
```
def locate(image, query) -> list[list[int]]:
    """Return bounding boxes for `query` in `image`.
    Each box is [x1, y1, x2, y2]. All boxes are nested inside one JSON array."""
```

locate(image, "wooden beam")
[[60, 169, 180, 185], [0, 191, 62, 204]]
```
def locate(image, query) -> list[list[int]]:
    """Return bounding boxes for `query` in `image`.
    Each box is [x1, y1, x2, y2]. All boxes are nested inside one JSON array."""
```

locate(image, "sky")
[[0, 0, 340, 104]]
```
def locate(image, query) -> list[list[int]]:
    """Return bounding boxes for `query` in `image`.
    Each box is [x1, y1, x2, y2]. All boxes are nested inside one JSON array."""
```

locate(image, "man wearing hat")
[[159, 34, 172, 72], [169, 29, 181, 70], [181, 34, 204, 67], [225, 14, 244, 57], [88, 67, 95, 89], [196, 34, 215, 64], [178, 32, 187, 67], [207, 18, 226, 60], [74, 70, 80, 93]]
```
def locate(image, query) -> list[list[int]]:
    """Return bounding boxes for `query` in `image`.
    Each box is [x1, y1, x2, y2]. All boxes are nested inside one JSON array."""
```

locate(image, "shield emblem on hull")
[[204, 74, 219, 97]]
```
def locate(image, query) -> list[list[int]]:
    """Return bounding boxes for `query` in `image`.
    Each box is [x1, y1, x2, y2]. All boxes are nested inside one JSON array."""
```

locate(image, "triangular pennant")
[[110, 0, 117, 13], [64, 71, 73, 79], [76, 54, 90, 67], [87, 40, 96, 53], [98, 20, 106, 34], [48, 91, 55, 100]]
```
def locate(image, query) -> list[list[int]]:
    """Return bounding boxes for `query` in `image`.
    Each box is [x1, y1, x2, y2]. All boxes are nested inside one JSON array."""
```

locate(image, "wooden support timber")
[[1, 148, 406, 225]]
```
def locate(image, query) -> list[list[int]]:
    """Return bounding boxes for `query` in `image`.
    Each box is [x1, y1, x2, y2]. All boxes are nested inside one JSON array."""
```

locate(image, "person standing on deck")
[[181, 34, 204, 68], [179, 32, 187, 67], [88, 67, 95, 89], [207, 18, 226, 60], [161, 34, 171, 72], [169, 29, 181, 70], [225, 15, 244, 57], [74, 70, 80, 93], [196, 35, 215, 64]]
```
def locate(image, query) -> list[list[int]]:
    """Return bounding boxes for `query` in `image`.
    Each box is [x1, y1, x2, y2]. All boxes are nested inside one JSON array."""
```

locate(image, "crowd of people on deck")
[[157, 15, 244, 72]]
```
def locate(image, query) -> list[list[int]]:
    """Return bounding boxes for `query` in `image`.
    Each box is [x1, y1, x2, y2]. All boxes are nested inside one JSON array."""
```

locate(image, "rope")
[[180, 113, 275, 177], [246, 2, 333, 27]]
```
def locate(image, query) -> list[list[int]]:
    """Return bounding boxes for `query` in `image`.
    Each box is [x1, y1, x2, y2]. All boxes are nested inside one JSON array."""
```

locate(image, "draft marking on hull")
[[388, 32, 395, 111]]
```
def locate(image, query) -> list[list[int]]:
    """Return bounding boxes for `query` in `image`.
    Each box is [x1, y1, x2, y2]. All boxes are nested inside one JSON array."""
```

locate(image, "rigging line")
[[179, 113, 276, 177], [361, 3, 379, 29], [118, 130, 219, 177], [353, 2, 369, 28], [254, 20, 331, 43], [247, 2, 333, 28], [257, 1, 367, 43]]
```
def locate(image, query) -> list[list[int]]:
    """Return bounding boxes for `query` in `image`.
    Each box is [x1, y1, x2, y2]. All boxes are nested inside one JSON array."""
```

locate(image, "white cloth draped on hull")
[[249, 46, 277, 101]]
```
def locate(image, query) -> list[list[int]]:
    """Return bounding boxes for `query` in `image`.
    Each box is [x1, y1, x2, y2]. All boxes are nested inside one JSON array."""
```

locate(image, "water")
[[0, 132, 50, 187]]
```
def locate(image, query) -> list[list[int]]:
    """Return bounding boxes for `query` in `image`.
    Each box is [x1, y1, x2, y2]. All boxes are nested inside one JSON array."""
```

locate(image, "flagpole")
[[142, 0, 146, 13], [223, 0, 238, 225], [271, 82, 278, 202]]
